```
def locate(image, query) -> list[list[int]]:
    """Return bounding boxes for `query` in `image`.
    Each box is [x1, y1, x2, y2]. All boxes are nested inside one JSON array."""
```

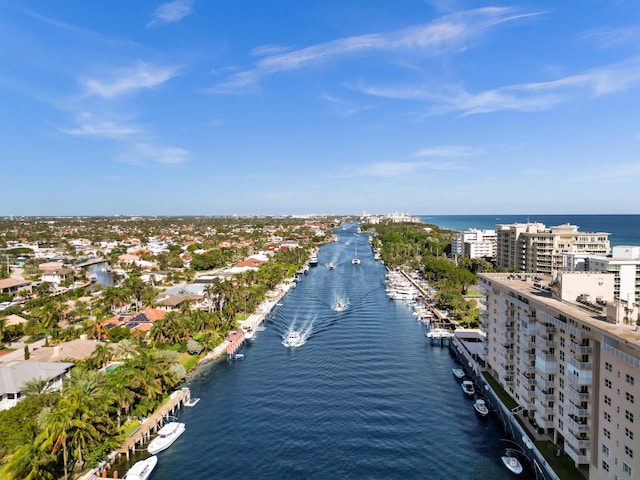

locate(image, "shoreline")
[[81, 276, 296, 479]]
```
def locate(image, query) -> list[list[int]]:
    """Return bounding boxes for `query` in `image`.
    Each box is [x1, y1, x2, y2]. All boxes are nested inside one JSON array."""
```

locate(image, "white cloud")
[[581, 26, 640, 49], [119, 143, 189, 166], [149, 0, 194, 27], [59, 112, 140, 139], [356, 55, 640, 115], [251, 44, 292, 57], [412, 145, 480, 157], [356, 160, 464, 177], [210, 7, 541, 93], [81, 62, 179, 98]]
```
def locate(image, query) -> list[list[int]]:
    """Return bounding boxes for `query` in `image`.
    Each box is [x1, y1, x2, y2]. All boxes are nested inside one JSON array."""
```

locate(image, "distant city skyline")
[[1, 1, 639, 216]]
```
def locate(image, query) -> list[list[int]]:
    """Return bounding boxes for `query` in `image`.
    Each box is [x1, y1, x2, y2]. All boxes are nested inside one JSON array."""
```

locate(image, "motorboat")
[[461, 380, 475, 396], [452, 368, 465, 380], [352, 257, 360, 264], [473, 398, 490, 416], [243, 328, 255, 341], [284, 331, 304, 348], [501, 453, 523, 475], [123, 455, 158, 480], [147, 421, 185, 455], [309, 254, 318, 266], [233, 353, 245, 360], [328, 262, 335, 270], [352, 242, 360, 264]]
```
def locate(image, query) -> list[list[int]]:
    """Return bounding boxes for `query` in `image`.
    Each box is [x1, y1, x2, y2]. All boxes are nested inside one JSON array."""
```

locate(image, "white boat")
[[461, 380, 475, 396], [233, 353, 245, 360], [147, 421, 185, 455], [352, 242, 360, 264], [473, 398, 490, 416], [328, 262, 335, 270], [284, 331, 304, 348], [426, 328, 453, 339], [123, 455, 158, 480], [501, 454, 523, 475], [243, 328, 255, 341], [452, 368, 465, 379]]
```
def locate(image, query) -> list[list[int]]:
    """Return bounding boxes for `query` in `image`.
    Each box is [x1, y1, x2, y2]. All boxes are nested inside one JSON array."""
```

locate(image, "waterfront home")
[[0, 278, 32, 295], [0, 361, 74, 410], [40, 267, 73, 285]]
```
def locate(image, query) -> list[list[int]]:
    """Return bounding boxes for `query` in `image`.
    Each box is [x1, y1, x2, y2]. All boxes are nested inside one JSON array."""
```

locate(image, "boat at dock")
[[123, 455, 158, 480], [452, 368, 465, 380], [473, 398, 489, 417], [461, 380, 475, 397], [147, 421, 185, 455], [501, 452, 523, 475], [426, 328, 453, 340]]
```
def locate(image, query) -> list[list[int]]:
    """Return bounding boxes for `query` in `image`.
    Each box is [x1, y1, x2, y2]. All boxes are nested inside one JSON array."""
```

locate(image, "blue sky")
[[1, 1, 639, 216]]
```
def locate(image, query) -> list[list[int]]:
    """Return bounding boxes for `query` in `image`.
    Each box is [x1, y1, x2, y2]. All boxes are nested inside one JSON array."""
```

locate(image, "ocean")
[[420, 214, 640, 247]]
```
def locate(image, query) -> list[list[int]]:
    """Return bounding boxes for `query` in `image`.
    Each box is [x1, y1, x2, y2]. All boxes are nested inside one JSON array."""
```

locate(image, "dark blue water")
[[148, 224, 516, 480], [421, 214, 640, 247]]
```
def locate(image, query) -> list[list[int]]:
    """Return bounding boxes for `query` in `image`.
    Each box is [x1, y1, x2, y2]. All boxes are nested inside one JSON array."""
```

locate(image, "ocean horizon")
[[418, 214, 640, 248]]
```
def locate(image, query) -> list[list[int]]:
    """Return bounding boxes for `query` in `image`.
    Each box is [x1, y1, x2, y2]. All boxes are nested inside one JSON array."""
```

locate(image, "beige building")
[[452, 229, 497, 259], [478, 271, 639, 479], [496, 223, 610, 275]]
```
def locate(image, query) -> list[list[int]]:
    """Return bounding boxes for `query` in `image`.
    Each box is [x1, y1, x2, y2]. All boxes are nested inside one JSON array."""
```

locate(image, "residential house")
[[0, 361, 74, 410]]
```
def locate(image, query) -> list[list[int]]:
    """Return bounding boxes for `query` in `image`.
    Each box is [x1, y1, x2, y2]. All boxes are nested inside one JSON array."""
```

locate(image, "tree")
[[3, 441, 57, 480]]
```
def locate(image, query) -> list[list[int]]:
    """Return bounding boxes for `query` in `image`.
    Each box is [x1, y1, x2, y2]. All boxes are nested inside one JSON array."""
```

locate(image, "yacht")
[[147, 421, 185, 455], [123, 456, 157, 480], [309, 254, 318, 266]]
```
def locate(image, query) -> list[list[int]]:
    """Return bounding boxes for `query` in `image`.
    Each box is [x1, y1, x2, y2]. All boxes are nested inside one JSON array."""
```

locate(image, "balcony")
[[565, 415, 590, 433], [536, 336, 557, 348], [518, 359, 535, 374], [517, 382, 533, 402], [537, 391, 556, 403], [537, 323, 556, 334], [566, 384, 590, 403], [568, 357, 592, 371], [565, 400, 590, 417], [564, 429, 590, 450], [567, 372, 592, 388], [533, 411, 554, 429], [535, 356, 557, 375], [565, 443, 589, 465]]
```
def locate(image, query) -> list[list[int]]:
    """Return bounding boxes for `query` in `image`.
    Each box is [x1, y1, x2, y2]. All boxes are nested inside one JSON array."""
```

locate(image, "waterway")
[[145, 223, 524, 480]]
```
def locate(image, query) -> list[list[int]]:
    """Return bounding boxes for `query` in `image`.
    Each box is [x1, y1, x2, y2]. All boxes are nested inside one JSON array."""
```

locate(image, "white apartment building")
[[564, 245, 640, 305], [451, 229, 497, 259], [478, 271, 639, 479], [496, 222, 610, 275]]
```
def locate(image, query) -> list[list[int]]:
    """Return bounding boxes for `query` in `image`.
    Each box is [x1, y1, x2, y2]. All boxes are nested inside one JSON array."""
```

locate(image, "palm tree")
[[87, 344, 113, 369], [114, 338, 138, 360], [3, 441, 57, 480], [123, 275, 148, 312], [100, 286, 127, 314], [21, 377, 51, 398]]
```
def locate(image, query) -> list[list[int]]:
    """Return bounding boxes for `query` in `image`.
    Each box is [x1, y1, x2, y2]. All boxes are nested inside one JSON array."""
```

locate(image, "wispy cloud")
[[412, 145, 481, 157], [209, 7, 541, 93], [357, 55, 640, 115], [81, 62, 179, 98], [148, 0, 195, 27], [118, 143, 189, 166], [320, 93, 374, 116], [251, 44, 292, 57], [581, 26, 640, 49], [355, 160, 464, 177], [571, 162, 640, 183], [58, 113, 140, 139]]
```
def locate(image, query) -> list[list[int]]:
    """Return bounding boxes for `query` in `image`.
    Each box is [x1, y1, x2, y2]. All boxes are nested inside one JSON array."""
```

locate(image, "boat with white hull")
[[452, 368, 465, 380], [461, 380, 475, 397], [147, 421, 185, 455], [124, 455, 158, 480], [284, 331, 304, 348], [473, 398, 489, 416], [501, 452, 523, 475]]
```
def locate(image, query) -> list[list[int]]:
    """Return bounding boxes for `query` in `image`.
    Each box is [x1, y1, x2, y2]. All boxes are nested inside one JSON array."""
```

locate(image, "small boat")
[[461, 380, 475, 396], [352, 258, 360, 264], [243, 328, 255, 341], [473, 398, 490, 416], [501, 453, 523, 475], [284, 331, 304, 348], [147, 421, 185, 455], [309, 254, 318, 265], [452, 368, 465, 380], [233, 353, 245, 360], [123, 455, 158, 480], [328, 262, 335, 270]]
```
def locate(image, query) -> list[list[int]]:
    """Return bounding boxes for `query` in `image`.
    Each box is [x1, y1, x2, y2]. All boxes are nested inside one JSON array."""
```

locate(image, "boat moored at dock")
[[461, 380, 475, 397], [147, 421, 185, 455], [123, 455, 158, 480]]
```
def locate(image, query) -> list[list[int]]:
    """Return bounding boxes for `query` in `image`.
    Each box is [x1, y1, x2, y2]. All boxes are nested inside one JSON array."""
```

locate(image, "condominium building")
[[564, 245, 640, 305], [496, 222, 610, 275], [478, 271, 639, 480], [451, 229, 497, 259]]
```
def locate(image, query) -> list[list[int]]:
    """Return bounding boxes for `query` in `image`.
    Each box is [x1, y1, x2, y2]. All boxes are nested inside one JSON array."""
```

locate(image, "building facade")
[[478, 272, 639, 480], [496, 223, 610, 275], [452, 229, 497, 259]]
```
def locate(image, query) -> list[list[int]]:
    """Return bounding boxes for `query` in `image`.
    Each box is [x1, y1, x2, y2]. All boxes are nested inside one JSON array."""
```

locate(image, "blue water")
[[421, 214, 640, 247], [141, 223, 519, 480]]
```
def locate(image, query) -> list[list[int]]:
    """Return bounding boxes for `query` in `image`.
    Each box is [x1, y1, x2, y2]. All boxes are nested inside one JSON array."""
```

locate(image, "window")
[[623, 462, 632, 475], [602, 460, 609, 472], [604, 427, 611, 439], [625, 446, 633, 458], [605, 412, 611, 422], [626, 392, 634, 404], [625, 428, 634, 440], [625, 410, 634, 422], [626, 374, 635, 386], [602, 444, 610, 456], [605, 379, 612, 388], [606, 361, 612, 372], [605, 395, 612, 405]]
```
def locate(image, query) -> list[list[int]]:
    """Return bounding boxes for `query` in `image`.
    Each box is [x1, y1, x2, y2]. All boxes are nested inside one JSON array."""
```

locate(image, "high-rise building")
[[478, 271, 639, 479], [496, 223, 610, 274], [451, 229, 497, 259]]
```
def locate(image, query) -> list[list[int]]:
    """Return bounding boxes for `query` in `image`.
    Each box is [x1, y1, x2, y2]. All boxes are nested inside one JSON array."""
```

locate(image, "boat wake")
[[332, 294, 349, 312], [282, 316, 314, 348]]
